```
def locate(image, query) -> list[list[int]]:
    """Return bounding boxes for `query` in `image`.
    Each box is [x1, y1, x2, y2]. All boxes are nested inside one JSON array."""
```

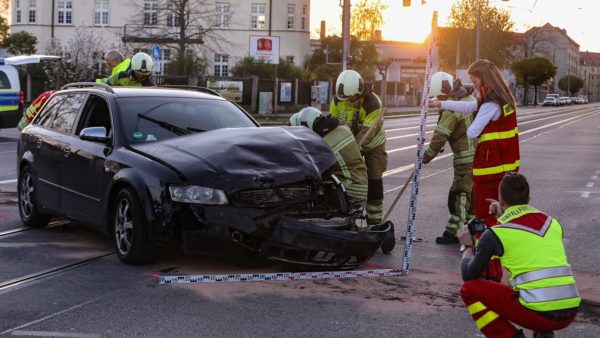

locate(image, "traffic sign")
[[152, 45, 161, 60]]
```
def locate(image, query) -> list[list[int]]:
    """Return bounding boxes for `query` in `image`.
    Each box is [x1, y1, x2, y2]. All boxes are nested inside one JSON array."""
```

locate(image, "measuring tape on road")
[[158, 268, 403, 284]]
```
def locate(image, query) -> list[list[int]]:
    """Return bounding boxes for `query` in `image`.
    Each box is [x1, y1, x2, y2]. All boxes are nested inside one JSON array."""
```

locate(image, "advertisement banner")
[[280, 82, 292, 102], [249, 36, 280, 64], [206, 80, 244, 103]]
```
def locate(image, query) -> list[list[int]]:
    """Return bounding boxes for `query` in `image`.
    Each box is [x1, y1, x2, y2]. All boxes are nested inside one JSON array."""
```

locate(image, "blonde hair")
[[468, 59, 517, 108]]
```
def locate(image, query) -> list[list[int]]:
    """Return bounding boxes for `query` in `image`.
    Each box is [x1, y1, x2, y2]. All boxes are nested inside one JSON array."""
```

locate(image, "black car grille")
[[234, 187, 311, 208]]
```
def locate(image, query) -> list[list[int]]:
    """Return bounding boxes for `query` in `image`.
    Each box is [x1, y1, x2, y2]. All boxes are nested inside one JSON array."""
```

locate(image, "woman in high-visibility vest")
[[429, 59, 520, 281]]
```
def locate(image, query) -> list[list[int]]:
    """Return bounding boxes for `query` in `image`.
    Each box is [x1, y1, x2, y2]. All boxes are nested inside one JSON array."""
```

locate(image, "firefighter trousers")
[[446, 165, 474, 236], [364, 144, 388, 225], [460, 280, 576, 338]]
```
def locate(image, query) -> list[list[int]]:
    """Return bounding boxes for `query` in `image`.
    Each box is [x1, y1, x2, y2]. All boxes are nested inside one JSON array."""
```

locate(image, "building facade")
[[9, 0, 311, 76], [579, 51, 600, 102]]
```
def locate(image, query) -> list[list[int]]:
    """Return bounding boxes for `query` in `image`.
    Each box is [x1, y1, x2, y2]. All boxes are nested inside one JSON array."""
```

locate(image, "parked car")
[[542, 97, 558, 106], [16, 84, 389, 269], [559, 97, 571, 105], [578, 96, 588, 104], [545, 94, 560, 106]]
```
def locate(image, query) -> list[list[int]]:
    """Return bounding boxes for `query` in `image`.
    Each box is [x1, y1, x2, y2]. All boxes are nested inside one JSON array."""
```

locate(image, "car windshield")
[[117, 97, 257, 143]]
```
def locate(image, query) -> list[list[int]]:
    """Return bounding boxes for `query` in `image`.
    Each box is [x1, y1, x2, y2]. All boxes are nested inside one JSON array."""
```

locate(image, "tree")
[[230, 57, 305, 80], [438, 0, 516, 72], [166, 52, 206, 76], [511, 56, 556, 105], [304, 35, 378, 81], [350, 0, 388, 41], [125, 0, 222, 74], [558, 75, 584, 97], [2, 31, 38, 55], [44, 27, 105, 88], [0, 0, 9, 44]]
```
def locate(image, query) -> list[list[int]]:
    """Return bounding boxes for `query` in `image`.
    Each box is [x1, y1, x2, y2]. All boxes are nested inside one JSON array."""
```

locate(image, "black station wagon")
[[16, 84, 389, 269]]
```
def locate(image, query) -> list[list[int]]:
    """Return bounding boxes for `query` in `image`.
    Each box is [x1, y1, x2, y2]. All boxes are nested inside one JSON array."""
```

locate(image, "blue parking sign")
[[152, 45, 161, 60]]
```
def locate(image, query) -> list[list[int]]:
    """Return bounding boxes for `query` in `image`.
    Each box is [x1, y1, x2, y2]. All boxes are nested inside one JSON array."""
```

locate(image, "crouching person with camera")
[[458, 172, 580, 338]]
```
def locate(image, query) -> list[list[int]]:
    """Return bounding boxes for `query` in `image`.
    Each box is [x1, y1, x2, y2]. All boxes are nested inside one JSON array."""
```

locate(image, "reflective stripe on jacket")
[[329, 92, 386, 153], [491, 205, 581, 312], [323, 125, 368, 201], [96, 58, 131, 84], [472, 103, 520, 182]]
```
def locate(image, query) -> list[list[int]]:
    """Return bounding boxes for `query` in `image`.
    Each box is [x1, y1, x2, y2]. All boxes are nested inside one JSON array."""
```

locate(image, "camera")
[[467, 218, 487, 236]]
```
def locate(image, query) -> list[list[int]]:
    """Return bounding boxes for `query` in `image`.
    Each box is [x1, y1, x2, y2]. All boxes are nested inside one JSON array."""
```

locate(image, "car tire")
[[112, 188, 156, 265], [18, 166, 51, 227]]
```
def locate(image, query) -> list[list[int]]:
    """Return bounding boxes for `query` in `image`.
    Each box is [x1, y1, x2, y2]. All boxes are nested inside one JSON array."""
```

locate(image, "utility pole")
[[342, 0, 351, 70]]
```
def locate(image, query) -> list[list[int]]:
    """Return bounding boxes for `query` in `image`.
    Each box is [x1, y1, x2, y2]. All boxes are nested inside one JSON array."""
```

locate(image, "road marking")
[[0, 179, 17, 184], [582, 192, 590, 198], [12, 331, 101, 338], [596, 170, 600, 174], [592, 176, 598, 180], [586, 182, 595, 188], [387, 130, 433, 140], [0, 150, 15, 154]]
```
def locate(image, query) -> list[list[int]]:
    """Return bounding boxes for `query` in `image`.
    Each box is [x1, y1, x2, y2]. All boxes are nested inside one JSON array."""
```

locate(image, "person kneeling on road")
[[459, 172, 579, 338], [422, 72, 477, 245], [290, 107, 395, 253]]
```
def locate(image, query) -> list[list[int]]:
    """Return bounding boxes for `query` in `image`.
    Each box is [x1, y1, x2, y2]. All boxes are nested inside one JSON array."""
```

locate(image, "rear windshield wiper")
[[137, 114, 204, 135]]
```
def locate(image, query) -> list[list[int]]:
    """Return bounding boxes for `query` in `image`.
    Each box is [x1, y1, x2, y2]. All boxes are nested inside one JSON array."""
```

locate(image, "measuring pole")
[[401, 12, 438, 275]]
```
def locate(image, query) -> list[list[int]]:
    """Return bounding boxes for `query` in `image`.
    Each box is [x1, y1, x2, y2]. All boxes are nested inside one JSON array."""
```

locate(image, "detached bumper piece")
[[262, 216, 390, 269]]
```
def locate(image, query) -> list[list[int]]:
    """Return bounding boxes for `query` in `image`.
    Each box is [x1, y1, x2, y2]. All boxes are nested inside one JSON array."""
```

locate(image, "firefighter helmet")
[[335, 70, 364, 101], [429, 72, 454, 98], [297, 107, 323, 129], [131, 52, 153, 75]]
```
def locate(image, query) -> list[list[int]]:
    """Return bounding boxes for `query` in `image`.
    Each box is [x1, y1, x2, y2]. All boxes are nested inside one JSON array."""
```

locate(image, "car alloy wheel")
[[19, 171, 34, 219], [114, 197, 134, 256]]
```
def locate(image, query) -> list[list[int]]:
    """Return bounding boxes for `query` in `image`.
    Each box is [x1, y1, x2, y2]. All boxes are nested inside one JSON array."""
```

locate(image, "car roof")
[[61, 86, 225, 100]]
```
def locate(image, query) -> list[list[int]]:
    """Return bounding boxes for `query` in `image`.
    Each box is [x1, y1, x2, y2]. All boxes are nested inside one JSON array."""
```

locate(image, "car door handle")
[[63, 146, 71, 158]]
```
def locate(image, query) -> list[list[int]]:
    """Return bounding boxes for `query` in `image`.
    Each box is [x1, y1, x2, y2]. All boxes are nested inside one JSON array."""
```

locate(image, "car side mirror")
[[80, 127, 109, 143]]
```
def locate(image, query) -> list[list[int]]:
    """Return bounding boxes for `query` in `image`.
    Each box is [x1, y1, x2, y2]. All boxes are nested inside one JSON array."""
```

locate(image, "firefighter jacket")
[[106, 70, 155, 87], [329, 92, 386, 154], [17, 90, 58, 131], [96, 58, 131, 84], [491, 205, 581, 312], [472, 98, 520, 183], [318, 122, 368, 202], [423, 95, 477, 170]]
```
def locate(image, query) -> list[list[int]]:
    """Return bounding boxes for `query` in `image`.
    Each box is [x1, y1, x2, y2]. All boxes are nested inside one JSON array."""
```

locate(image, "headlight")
[[169, 185, 229, 205]]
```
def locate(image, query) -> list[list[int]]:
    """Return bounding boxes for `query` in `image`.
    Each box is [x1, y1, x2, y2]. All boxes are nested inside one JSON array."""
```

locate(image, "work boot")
[[534, 331, 555, 338], [435, 230, 459, 244]]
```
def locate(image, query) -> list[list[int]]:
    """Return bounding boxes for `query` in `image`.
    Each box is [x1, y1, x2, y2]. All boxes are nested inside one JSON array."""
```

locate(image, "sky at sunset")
[[311, 0, 600, 52]]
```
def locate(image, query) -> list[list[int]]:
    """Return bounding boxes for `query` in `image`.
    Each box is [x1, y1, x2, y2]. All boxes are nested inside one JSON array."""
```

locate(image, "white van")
[[0, 64, 23, 129]]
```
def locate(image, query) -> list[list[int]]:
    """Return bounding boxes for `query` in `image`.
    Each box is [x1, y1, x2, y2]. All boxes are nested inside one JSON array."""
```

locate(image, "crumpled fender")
[[269, 215, 389, 257]]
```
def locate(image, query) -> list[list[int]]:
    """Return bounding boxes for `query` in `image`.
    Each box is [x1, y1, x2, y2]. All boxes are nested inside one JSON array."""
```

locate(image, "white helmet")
[[131, 52, 153, 75], [335, 70, 364, 101], [429, 72, 453, 98], [289, 112, 300, 126], [297, 107, 323, 129]]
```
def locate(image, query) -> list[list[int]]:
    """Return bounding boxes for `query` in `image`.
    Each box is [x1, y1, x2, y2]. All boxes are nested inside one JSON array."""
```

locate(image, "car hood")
[[129, 127, 337, 192]]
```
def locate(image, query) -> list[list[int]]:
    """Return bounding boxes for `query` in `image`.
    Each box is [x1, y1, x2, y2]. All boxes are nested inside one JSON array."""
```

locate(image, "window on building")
[[28, 0, 36, 23], [57, 0, 73, 24], [251, 4, 265, 29], [15, 0, 21, 23], [301, 5, 307, 30], [166, 3, 179, 27], [144, 0, 158, 26], [214, 54, 229, 77], [162, 49, 171, 61], [94, 0, 109, 26], [286, 56, 295, 64], [287, 4, 295, 30], [216, 3, 230, 28]]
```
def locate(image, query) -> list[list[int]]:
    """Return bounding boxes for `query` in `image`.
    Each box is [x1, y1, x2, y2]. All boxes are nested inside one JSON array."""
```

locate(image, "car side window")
[[0, 71, 10, 89], [77, 95, 112, 137], [49, 93, 88, 134], [35, 94, 69, 128]]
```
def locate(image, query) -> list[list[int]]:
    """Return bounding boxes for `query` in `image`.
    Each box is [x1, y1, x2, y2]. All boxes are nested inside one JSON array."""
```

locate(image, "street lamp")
[[476, 0, 509, 61]]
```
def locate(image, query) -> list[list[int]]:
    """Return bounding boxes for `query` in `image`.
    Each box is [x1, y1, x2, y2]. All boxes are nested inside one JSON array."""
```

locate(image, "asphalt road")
[[0, 104, 599, 337]]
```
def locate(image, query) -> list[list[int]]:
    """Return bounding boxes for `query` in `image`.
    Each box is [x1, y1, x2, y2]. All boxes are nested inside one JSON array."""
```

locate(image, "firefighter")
[[96, 50, 131, 84], [106, 52, 155, 87], [16, 90, 58, 132], [423, 72, 477, 244], [459, 172, 579, 338], [330, 70, 387, 226], [290, 108, 368, 206], [291, 107, 395, 252]]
